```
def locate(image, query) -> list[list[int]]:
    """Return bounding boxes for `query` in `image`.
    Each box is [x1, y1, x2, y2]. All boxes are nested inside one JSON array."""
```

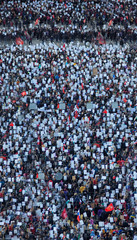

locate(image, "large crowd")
[[0, 0, 137, 43], [0, 41, 137, 239], [0, 0, 137, 240], [0, 0, 137, 27]]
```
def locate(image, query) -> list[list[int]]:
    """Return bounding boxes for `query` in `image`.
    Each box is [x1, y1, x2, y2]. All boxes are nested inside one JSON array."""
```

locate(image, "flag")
[[0, 156, 7, 160], [62, 86, 65, 93], [75, 111, 78, 119], [77, 210, 80, 222], [81, 83, 84, 90], [36, 173, 38, 179], [97, 32, 106, 45], [117, 160, 125, 167], [123, 98, 127, 103], [105, 203, 114, 212], [9, 122, 14, 127], [62, 44, 66, 51], [93, 143, 100, 148], [108, 19, 113, 26], [99, 39, 106, 45], [35, 18, 39, 25], [21, 91, 26, 96], [16, 37, 24, 45], [76, 104, 79, 109], [61, 208, 67, 219], [103, 109, 107, 114]]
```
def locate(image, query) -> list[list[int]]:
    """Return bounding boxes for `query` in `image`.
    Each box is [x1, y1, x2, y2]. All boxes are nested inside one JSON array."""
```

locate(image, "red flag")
[[16, 37, 24, 45], [0, 156, 7, 160], [75, 111, 78, 119], [62, 86, 65, 93], [97, 32, 106, 45], [57, 103, 59, 109], [108, 19, 113, 26], [36, 173, 38, 179], [9, 122, 14, 127], [62, 44, 66, 51], [123, 98, 127, 103], [21, 91, 26, 96], [76, 104, 79, 109], [61, 208, 67, 219], [99, 39, 106, 45], [105, 203, 114, 212], [81, 83, 84, 90], [103, 109, 107, 114], [117, 160, 125, 167], [35, 18, 39, 25], [93, 143, 100, 148]]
